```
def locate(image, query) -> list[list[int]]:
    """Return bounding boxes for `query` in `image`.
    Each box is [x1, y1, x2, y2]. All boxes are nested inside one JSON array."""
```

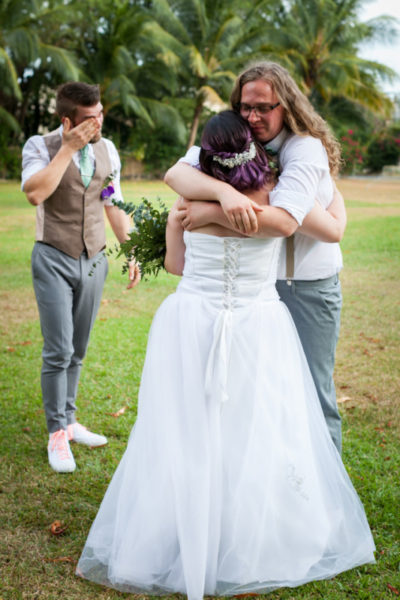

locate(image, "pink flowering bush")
[[340, 129, 367, 174]]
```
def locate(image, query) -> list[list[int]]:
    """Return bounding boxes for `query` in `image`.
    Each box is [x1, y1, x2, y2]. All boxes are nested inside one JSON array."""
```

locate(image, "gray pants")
[[276, 275, 342, 453], [32, 243, 108, 433]]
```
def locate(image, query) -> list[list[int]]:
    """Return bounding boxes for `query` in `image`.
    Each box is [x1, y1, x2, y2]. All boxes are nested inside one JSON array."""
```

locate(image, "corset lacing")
[[222, 239, 241, 310], [205, 239, 242, 405]]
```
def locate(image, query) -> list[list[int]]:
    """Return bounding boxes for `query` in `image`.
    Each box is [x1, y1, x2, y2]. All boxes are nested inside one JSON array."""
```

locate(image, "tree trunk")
[[186, 102, 203, 150]]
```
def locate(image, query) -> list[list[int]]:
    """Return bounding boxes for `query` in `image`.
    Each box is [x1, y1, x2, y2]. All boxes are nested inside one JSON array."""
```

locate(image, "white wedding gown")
[[77, 232, 375, 599]]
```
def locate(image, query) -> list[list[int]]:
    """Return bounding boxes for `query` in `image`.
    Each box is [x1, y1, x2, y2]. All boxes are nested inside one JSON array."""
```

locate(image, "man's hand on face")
[[62, 117, 101, 152]]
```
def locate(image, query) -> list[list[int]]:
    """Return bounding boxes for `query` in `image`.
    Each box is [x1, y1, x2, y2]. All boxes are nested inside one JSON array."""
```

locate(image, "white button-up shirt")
[[21, 126, 123, 206], [178, 127, 342, 280]]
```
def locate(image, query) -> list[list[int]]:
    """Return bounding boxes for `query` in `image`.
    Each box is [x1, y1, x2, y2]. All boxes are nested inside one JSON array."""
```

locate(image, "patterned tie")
[[80, 145, 94, 188]]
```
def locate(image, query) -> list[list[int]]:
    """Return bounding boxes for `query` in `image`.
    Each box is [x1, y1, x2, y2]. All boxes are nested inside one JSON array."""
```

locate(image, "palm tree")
[[68, 0, 188, 146], [143, 0, 279, 147], [254, 0, 398, 121], [0, 0, 80, 135]]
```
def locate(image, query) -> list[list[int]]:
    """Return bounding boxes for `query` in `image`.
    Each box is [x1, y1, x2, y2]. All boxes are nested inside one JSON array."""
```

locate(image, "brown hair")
[[230, 61, 342, 176], [56, 82, 100, 119]]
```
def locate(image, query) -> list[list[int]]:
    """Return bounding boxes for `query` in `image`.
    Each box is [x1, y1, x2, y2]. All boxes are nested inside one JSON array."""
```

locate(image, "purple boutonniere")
[[101, 171, 117, 201]]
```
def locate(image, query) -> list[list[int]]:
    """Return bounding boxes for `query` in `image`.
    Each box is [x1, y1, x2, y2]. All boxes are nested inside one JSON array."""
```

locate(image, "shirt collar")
[[264, 126, 290, 154]]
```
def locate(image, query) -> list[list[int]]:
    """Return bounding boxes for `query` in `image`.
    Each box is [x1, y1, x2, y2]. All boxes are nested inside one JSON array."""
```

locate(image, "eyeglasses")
[[238, 102, 281, 117]]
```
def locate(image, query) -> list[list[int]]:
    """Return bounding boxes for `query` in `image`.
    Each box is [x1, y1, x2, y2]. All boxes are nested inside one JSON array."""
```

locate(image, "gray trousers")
[[276, 275, 342, 453], [32, 243, 108, 433]]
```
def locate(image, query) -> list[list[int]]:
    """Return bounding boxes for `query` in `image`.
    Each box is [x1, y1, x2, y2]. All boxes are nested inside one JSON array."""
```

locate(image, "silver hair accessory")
[[212, 141, 256, 168]]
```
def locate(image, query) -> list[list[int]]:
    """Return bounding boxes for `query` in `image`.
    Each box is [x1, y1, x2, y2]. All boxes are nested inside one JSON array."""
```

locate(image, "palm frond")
[[142, 98, 188, 144], [38, 44, 80, 80], [0, 106, 21, 132], [0, 47, 22, 99]]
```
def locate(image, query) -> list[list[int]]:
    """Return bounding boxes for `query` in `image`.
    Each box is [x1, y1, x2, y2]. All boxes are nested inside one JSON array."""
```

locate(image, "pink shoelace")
[[49, 430, 70, 460]]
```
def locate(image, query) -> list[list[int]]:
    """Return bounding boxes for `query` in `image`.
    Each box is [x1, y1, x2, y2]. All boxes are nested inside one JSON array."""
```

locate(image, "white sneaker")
[[48, 429, 76, 473], [67, 422, 107, 447]]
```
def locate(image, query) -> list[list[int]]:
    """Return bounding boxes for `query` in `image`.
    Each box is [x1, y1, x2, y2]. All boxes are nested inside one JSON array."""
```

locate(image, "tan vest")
[[42, 131, 112, 259]]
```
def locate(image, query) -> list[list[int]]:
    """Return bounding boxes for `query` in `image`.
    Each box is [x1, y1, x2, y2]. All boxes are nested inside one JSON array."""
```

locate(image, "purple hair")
[[199, 111, 273, 191]]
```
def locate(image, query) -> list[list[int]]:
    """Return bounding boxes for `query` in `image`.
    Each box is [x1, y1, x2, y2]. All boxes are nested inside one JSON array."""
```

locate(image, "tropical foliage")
[[0, 0, 80, 136], [365, 126, 400, 172], [144, 0, 282, 147], [0, 0, 399, 175], [253, 0, 398, 126]]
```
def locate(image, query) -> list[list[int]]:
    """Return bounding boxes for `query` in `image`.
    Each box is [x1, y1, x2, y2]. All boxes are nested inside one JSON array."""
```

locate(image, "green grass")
[[0, 179, 399, 600]]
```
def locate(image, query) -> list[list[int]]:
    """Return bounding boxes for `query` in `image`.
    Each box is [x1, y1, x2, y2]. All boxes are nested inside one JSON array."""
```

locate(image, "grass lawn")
[[0, 177, 399, 600]]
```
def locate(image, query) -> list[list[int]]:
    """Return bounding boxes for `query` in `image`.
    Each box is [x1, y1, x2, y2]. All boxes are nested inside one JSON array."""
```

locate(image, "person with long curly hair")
[[165, 61, 345, 454]]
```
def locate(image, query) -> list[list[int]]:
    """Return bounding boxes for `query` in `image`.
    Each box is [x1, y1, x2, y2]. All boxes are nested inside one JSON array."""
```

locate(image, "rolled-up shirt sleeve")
[[103, 139, 123, 206], [178, 145, 200, 167], [269, 136, 330, 225], [21, 136, 50, 190]]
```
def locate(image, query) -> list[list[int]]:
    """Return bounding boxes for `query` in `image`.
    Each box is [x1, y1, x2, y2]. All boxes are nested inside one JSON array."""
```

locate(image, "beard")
[[89, 131, 102, 144]]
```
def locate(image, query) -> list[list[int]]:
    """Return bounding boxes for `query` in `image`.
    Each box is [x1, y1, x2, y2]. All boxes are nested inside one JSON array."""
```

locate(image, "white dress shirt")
[[21, 126, 123, 206], [178, 128, 342, 280]]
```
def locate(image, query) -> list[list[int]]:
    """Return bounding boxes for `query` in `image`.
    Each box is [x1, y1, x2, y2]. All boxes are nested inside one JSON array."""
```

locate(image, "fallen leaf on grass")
[[6, 346, 15, 352], [49, 520, 68, 536], [387, 583, 399, 595], [20, 340, 32, 346], [109, 406, 128, 417], [359, 332, 382, 344], [45, 556, 74, 563], [337, 396, 352, 403]]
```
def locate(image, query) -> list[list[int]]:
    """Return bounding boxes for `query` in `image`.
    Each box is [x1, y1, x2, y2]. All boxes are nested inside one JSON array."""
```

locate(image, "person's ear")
[[62, 116, 71, 131]]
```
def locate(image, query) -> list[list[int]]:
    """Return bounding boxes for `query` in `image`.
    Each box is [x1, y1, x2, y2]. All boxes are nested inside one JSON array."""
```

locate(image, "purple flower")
[[101, 184, 115, 200]]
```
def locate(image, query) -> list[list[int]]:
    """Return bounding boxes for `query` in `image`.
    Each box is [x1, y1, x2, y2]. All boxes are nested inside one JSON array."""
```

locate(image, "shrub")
[[340, 129, 367, 174], [0, 145, 22, 180], [365, 130, 400, 173]]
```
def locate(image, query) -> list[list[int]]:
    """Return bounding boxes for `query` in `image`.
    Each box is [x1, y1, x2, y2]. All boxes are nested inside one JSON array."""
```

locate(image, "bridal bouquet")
[[112, 198, 169, 279]]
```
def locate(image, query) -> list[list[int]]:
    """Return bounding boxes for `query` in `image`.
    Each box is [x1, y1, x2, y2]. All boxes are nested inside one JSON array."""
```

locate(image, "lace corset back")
[[180, 232, 282, 308]]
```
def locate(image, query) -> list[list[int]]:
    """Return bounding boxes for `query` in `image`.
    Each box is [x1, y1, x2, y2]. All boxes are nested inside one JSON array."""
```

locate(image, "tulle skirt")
[[77, 285, 375, 599]]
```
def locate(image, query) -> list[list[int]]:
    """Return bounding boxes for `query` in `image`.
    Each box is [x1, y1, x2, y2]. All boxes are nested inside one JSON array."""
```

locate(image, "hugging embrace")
[[77, 62, 375, 599]]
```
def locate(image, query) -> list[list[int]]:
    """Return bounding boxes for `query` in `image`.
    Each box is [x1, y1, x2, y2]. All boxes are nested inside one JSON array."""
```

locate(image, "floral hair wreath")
[[212, 141, 257, 169]]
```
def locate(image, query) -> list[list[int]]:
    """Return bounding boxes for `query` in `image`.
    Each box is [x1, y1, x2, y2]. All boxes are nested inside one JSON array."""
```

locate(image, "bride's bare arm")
[[299, 184, 347, 242], [164, 201, 186, 276], [164, 163, 262, 234]]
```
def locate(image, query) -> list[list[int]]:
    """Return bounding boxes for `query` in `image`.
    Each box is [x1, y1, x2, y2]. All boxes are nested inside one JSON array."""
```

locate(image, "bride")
[[77, 111, 375, 599]]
